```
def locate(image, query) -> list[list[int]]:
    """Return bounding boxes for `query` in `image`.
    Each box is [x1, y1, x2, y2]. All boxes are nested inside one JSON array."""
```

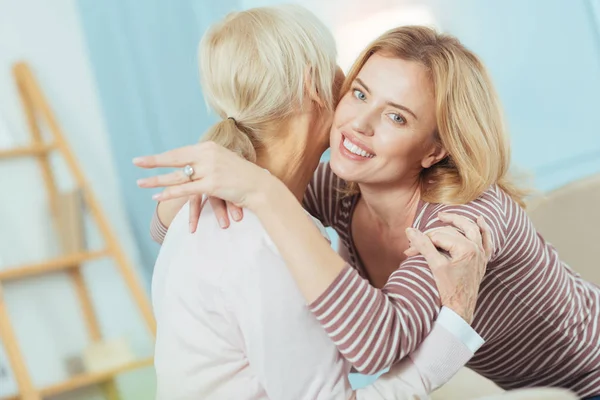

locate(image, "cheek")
[[374, 130, 424, 161], [332, 95, 355, 125]]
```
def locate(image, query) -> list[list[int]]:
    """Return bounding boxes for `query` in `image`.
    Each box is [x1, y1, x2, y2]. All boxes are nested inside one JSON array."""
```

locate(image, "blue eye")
[[388, 113, 406, 125], [353, 89, 366, 101]]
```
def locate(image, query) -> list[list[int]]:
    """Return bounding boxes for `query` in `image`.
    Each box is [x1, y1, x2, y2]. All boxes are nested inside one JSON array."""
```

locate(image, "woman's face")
[[329, 52, 445, 187]]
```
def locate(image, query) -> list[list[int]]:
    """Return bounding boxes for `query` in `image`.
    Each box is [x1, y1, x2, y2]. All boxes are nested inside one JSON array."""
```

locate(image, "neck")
[[358, 178, 422, 231], [256, 113, 328, 202]]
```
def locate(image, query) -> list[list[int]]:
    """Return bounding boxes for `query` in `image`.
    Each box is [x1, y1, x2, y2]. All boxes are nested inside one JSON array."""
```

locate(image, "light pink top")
[[151, 202, 483, 399]]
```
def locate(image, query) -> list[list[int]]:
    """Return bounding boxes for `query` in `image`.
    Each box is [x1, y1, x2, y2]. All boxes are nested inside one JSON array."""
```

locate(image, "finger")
[[227, 202, 243, 222], [188, 195, 204, 233], [438, 212, 482, 247], [153, 180, 210, 201], [425, 226, 464, 241], [403, 246, 419, 257], [405, 228, 448, 268], [477, 215, 494, 261], [133, 144, 204, 169], [137, 170, 192, 188], [428, 229, 483, 262], [209, 197, 230, 229]]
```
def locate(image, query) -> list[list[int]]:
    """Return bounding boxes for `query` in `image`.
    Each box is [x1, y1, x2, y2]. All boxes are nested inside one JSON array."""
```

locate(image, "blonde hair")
[[342, 26, 527, 207], [198, 5, 337, 162]]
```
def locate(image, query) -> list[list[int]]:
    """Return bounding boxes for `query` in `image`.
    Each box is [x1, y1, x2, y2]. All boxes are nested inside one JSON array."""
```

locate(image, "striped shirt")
[[302, 162, 600, 398]]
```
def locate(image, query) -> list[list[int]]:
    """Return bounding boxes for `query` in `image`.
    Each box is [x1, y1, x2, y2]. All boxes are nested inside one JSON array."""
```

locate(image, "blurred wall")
[[425, 0, 600, 191], [0, 0, 153, 398]]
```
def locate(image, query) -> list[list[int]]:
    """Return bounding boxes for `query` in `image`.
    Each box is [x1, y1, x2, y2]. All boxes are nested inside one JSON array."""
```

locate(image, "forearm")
[[150, 198, 188, 244], [156, 197, 188, 228], [355, 309, 482, 400], [251, 177, 346, 304]]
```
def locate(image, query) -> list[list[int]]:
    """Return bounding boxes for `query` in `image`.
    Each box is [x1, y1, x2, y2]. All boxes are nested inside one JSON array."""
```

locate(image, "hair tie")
[[227, 117, 237, 124]]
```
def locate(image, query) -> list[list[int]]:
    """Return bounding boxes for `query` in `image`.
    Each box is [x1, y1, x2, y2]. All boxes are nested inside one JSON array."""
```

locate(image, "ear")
[[333, 66, 346, 106], [421, 143, 448, 169], [304, 67, 325, 108]]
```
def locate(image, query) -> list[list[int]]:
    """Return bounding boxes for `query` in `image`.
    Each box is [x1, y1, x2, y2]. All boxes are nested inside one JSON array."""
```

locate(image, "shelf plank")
[[0, 357, 153, 400], [0, 250, 109, 281], [0, 144, 55, 160]]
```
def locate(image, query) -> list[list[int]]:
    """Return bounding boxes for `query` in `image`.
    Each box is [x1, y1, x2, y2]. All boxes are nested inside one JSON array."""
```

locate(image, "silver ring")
[[182, 164, 194, 181]]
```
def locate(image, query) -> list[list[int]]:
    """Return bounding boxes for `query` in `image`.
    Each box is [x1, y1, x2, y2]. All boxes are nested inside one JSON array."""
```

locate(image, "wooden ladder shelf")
[[0, 62, 155, 400]]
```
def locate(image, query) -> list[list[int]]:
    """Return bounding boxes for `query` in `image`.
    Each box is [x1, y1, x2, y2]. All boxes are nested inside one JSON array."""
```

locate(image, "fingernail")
[[132, 157, 143, 164], [152, 193, 162, 200], [232, 211, 242, 221], [219, 218, 228, 228], [137, 178, 147, 186]]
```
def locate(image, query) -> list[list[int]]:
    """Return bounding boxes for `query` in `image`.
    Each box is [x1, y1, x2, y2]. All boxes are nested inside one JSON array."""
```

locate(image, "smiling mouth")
[[341, 135, 374, 158]]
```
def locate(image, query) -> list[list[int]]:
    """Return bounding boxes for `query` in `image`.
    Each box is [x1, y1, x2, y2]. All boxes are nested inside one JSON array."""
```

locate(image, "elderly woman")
[[143, 6, 498, 400], [137, 25, 599, 399]]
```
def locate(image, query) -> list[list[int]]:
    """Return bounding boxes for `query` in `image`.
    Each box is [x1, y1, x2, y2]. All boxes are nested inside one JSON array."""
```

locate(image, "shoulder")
[[414, 186, 515, 259], [416, 185, 508, 228]]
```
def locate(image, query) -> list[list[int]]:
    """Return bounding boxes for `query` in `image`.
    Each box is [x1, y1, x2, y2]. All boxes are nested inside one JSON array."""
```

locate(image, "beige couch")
[[431, 173, 600, 400]]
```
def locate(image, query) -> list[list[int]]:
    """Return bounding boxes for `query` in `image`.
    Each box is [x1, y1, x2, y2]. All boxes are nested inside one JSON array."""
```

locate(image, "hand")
[[134, 141, 273, 212], [187, 195, 243, 232], [404, 212, 493, 324]]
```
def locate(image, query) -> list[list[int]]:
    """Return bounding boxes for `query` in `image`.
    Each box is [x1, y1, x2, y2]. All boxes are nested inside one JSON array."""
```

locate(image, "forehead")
[[357, 53, 433, 100]]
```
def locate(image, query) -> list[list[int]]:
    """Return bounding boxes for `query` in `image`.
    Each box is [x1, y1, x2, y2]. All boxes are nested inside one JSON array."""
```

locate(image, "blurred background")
[[0, 0, 599, 399]]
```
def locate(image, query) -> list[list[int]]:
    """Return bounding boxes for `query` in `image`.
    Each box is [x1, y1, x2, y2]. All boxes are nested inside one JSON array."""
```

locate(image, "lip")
[[338, 132, 375, 161], [342, 132, 375, 153], [341, 132, 375, 155]]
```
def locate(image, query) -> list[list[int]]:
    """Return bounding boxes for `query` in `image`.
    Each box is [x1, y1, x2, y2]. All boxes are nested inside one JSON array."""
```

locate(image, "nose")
[[351, 111, 374, 137]]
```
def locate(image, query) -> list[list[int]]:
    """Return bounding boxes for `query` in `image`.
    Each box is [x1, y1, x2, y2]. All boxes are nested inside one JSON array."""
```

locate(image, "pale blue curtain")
[[77, 0, 241, 280]]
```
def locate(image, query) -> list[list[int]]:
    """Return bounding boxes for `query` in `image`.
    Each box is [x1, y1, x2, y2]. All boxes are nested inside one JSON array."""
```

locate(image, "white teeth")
[[343, 138, 373, 158]]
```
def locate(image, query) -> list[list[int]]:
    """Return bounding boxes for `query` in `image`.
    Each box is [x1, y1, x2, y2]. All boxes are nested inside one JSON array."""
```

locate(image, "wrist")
[[444, 298, 474, 324], [246, 171, 281, 212], [452, 306, 473, 324]]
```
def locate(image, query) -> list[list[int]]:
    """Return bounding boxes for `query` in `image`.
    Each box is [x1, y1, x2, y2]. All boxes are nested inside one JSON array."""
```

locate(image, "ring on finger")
[[182, 164, 195, 181]]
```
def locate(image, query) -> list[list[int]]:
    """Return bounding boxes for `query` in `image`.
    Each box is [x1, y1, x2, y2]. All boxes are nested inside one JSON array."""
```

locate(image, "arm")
[[151, 161, 338, 245], [156, 198, 187, 228], [237, 230, 482, 400], [252, 180, 499, 374], [250, 178, 441, 373], [150, 202, 174, 244], [359, 307, 484, 399], [149, 196, 189, 244]]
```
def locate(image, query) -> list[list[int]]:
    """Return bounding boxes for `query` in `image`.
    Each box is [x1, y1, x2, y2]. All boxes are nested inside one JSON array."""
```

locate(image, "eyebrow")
[[355, 78, 418, 120]]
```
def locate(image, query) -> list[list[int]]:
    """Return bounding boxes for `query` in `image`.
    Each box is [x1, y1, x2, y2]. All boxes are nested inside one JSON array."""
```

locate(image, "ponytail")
[[201, 117, 258, 162]]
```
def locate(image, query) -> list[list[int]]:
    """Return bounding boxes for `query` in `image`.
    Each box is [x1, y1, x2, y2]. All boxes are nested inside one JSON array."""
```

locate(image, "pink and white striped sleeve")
[[308, 260, 441, 375], [357, 311, 482, 399], [150, 206, 168, 245]]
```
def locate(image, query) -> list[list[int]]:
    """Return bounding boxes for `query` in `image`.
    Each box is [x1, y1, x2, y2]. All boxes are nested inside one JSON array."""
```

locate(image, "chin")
[[329, 149, 360, 182]]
